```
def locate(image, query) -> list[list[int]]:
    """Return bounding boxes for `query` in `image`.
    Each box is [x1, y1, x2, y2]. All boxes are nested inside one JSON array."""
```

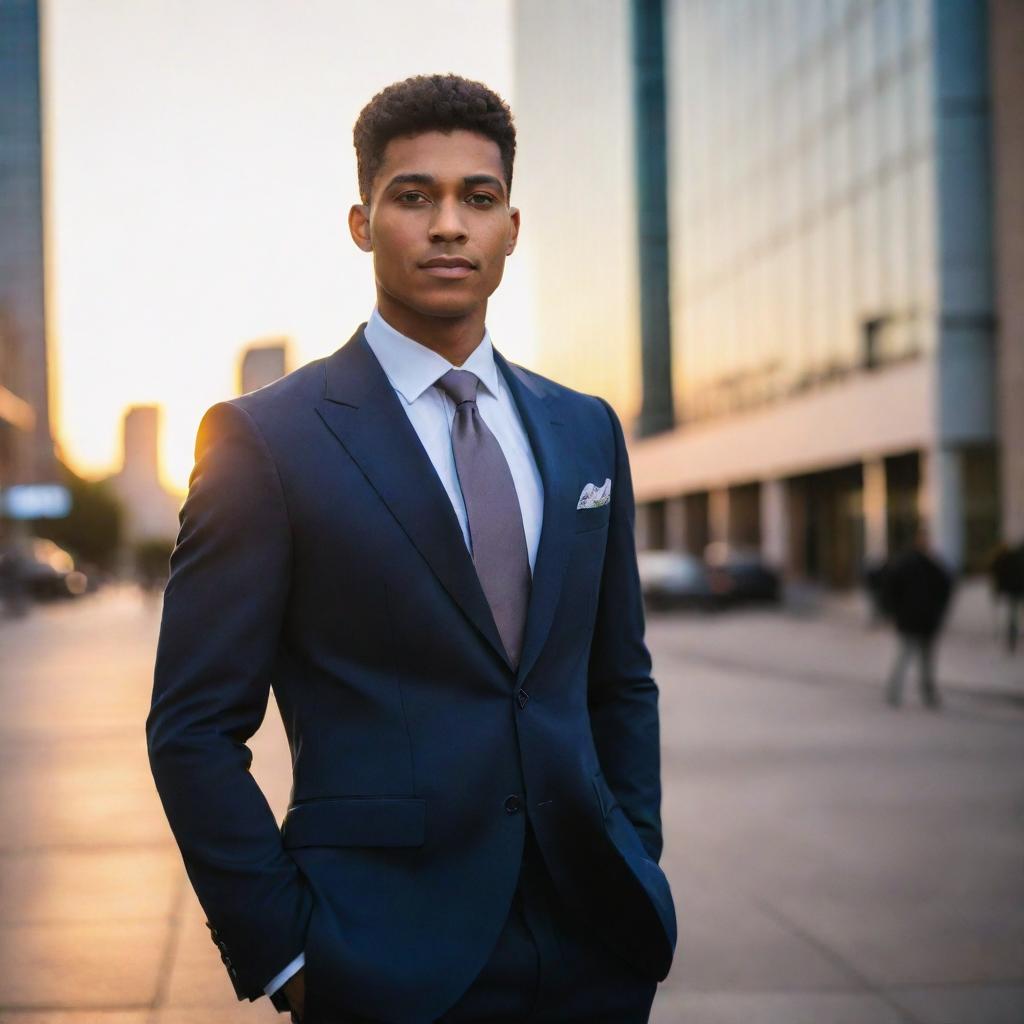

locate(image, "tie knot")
[[435, 368, 480, 406]]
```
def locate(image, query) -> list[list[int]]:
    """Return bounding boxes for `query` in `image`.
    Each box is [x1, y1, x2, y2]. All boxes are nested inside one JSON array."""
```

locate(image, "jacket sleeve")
[[146, 401, 312, 1001], [587, 397, 664, 862]]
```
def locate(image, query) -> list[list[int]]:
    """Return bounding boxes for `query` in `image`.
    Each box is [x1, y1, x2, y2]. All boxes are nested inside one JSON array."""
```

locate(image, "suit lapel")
[[493, 349, 578, 686], [316, 327, 512, 670]]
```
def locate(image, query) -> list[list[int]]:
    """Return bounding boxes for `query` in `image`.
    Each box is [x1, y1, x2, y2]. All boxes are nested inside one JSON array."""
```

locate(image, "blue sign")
[[2, 485, 73, 520]]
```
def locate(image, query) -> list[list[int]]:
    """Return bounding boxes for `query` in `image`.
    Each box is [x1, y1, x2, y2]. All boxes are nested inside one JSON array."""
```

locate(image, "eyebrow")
[[463, 174, 506, 196], [384, 173, 435, 190], [383, 172, 507, 197]]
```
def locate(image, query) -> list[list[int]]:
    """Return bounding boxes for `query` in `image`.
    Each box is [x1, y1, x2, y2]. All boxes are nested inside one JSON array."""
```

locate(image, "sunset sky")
[[44, 0, 536, 493]]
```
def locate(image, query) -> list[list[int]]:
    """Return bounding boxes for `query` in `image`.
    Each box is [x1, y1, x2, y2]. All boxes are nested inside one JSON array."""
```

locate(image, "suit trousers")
[[303, 823, 658, 1024]]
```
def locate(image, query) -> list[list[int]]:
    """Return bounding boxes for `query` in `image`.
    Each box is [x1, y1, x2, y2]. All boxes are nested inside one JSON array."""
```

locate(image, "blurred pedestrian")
[[878, 527, 954, 709], [988, 541, 1024, 654]]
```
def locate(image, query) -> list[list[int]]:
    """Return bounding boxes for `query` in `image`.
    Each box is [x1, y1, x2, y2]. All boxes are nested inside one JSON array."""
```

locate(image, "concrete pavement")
[[0, 588, 1021, 1024], [647, 610, 1024, 1023], [0, 588, 285, 1024], [660, 591, 1022, 705]]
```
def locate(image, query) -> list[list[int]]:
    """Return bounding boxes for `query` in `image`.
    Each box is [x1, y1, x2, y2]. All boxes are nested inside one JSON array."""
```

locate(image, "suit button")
[[504, 794, 522, 814], [516, 689, 529, 709]]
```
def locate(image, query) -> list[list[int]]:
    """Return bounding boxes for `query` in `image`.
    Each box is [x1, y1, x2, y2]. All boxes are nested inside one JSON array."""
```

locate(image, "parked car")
[[23, 539, 88, 600], [704, 544, 782, 606], [638, 550, 719, 610]]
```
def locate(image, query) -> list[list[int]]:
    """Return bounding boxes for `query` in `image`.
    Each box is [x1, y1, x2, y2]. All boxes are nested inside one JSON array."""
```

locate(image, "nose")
[[428, 197, 468, 244]]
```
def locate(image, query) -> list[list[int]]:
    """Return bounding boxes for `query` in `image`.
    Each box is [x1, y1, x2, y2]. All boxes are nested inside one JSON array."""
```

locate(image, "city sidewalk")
[[0, 587, 288, 1024], [649, 579, 1022, 707], [1, 587, 1020, 1024]]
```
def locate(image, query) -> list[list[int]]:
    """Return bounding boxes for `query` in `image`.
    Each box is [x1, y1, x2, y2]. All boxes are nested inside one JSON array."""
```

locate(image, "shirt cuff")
[[265, 952, 305, 996]]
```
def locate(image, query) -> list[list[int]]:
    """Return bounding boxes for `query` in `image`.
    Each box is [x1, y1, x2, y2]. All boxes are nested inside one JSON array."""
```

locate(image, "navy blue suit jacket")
[[147, 327, 676, 1022]]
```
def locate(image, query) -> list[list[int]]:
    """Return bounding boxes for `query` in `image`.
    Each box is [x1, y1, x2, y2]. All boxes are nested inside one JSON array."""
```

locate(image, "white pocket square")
[[577, 478, 612, 510]]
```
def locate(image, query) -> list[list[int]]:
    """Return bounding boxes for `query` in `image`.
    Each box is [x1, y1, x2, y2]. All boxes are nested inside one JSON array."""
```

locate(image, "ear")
[[348, 204, 372, 252], [506, 206, 521, 256]]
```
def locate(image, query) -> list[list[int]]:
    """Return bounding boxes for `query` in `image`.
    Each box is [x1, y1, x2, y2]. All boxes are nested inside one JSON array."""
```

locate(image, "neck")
[[376, 294, 487, 367]]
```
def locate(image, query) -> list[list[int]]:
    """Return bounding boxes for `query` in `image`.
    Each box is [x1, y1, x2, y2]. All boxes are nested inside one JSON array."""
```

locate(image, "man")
[[879, 526, 954, 709], [147, 74, 675, 1024]]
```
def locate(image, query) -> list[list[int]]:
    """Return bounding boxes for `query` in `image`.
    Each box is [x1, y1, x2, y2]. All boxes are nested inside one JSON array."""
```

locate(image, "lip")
[[419, 256, 476, 279]]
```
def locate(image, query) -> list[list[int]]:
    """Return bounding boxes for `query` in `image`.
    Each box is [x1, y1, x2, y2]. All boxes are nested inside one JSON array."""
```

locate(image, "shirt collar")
[[363, 308, 501, 404]]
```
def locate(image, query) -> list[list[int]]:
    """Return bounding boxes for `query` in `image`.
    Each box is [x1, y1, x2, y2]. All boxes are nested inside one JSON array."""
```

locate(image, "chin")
[[402, 288, 486, 320]]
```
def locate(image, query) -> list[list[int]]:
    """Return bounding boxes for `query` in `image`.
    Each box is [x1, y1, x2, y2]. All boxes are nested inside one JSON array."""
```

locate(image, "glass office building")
[[668, 0, 937, 421], [0, 0, 54, 492], [514, 0, 1003, 580]]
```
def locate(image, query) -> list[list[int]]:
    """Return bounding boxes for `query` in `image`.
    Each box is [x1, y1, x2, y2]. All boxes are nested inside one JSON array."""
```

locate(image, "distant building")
[[514, 0, 1014, 580], [989, 0, 1024, 544], [107, 406, 180, 546], [239, 339, 290, 395], [0, 0, 55, 498]]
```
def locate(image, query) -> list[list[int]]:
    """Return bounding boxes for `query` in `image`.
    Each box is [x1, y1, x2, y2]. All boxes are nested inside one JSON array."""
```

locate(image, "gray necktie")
[[435, 368, 531, 668]]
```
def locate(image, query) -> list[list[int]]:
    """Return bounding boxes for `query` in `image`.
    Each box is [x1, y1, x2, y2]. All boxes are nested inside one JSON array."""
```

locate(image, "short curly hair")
[[353, 74, 516, 203]]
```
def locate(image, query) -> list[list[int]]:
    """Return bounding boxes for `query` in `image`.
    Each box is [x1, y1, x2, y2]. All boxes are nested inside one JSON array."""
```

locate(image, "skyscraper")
[[239, 339, 290, 395], [514, 0, 1010, 579], [107, 405, 180, 546], [0, 0, 55, 496]]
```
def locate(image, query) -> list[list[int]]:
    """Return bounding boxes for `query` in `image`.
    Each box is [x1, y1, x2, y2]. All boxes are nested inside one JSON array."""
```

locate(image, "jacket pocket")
[[281, 797, 426, 849], [575, 503, 611, 533]]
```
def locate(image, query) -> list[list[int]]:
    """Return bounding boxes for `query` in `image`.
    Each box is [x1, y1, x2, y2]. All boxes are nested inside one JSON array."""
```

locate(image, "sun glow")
[[45, 0, 532, 494]]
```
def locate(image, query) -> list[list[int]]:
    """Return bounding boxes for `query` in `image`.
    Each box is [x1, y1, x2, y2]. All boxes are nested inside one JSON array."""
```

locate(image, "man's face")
[[349, 130, 519, 321]]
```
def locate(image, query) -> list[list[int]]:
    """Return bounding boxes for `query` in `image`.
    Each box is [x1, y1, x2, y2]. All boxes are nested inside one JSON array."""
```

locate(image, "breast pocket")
[[575, 503, 611, 533]]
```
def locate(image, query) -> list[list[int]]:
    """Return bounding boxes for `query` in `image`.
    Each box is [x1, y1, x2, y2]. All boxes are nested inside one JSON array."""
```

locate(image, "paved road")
[[0, 589, 1020, 1024], [647, 609, 1024, 1023]]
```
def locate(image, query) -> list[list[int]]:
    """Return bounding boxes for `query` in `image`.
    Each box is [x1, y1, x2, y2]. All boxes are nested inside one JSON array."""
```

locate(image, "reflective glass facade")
[[514, 0, 942, 428], [667, 0, 937, 423], [513, 0, 999, 572]]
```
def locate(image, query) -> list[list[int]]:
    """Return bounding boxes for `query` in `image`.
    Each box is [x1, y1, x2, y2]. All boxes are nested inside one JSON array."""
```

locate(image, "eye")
[[396, 191, 429, 205], [466, 193, 498, 208]]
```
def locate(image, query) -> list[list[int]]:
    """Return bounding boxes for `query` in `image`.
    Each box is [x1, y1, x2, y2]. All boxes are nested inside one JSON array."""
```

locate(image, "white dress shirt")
[[265, 309, 544, 996]]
